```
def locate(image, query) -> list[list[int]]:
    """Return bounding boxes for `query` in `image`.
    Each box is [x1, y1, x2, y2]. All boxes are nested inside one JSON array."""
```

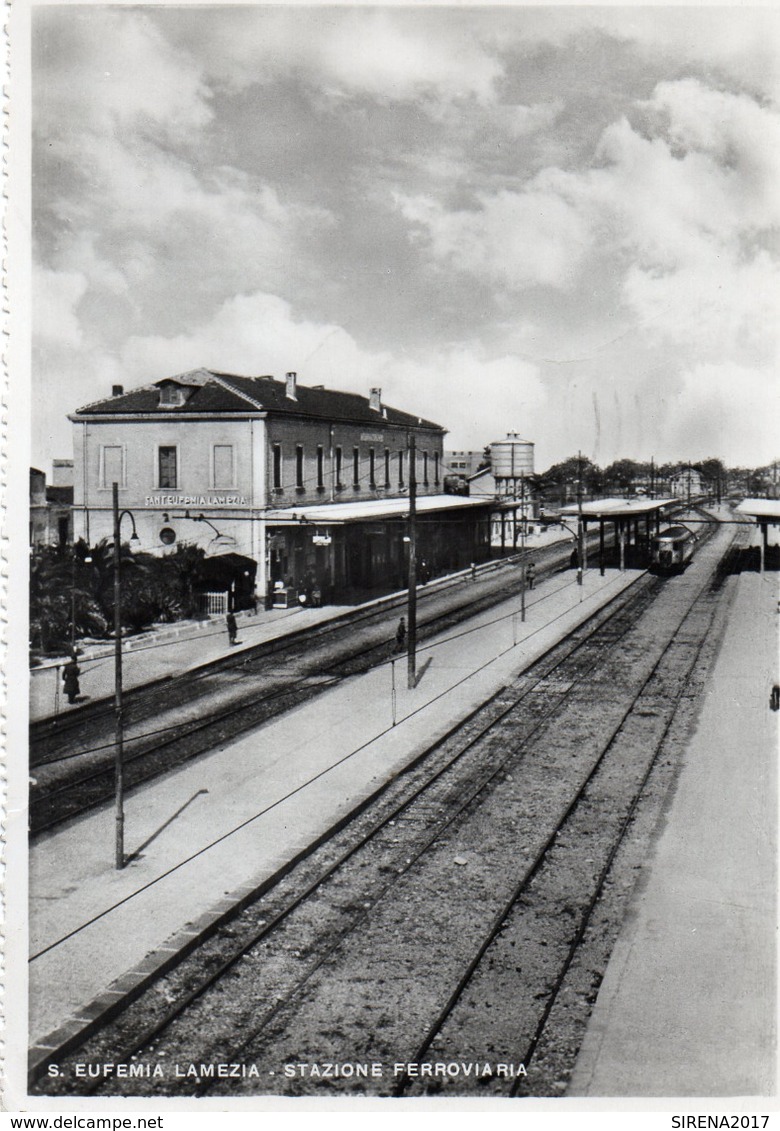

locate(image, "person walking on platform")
[[63, 654, 81, 705], [226, 610, 238, 646], [395, 617, 406, 653]]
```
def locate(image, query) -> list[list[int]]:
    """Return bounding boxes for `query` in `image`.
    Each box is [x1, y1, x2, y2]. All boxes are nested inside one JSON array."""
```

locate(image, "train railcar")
[[650, 525, 697, 574]]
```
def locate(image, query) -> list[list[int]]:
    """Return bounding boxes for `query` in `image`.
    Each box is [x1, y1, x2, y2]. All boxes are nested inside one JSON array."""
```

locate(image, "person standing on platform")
[[395, 617, 406, 652], [226, 610, 238, 646], [527, 561, 536, 590], [63, 654, 81, 704]]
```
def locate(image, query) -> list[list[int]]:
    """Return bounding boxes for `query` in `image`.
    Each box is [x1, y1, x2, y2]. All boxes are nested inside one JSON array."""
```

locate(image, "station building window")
[[296, 445, 304, 489], [353, 447, 360, 489], [336, 447, 343, 489], [398, 450, 405, 489], [385, 449, 391, 489], [369, 448, 376, 488], [422, 450, 429, 486], [317, 446, 325, 490], [100, 444, 125, 488], [159, 383, 187, 406], [158, 446, 178, 490], [272, 444, 283, 490], [434, 451, 440, 485], [212, 444, 235, 489]]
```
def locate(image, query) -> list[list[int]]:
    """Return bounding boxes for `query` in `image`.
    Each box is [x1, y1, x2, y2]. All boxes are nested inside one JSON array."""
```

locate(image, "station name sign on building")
[[144, 495, 249, 506]]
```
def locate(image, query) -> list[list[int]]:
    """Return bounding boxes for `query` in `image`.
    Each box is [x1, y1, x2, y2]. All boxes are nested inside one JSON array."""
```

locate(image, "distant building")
[[30, 466, 73, 547], [667, 465, 706, 499], [70, 368, 492, 604], [444, 450, 487, 478]]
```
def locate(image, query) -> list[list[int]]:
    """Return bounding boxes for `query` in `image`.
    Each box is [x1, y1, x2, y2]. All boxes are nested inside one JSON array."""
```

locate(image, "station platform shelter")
[[736, 498, 780, 572], [561, 497, 679, 572], [265, 494, 493, 605]]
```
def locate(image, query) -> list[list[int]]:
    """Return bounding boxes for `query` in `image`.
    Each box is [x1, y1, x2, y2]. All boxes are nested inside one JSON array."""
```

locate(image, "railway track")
[[33, 516, 737, 1098], [29, 537, 591, 836]]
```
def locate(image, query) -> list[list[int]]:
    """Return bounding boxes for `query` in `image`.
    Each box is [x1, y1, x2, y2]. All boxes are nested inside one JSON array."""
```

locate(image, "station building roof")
[[71, 368, 444, 433], [267, 494, 492, 525], [735, 498, 780, 522], [560, 497, 677, 519]]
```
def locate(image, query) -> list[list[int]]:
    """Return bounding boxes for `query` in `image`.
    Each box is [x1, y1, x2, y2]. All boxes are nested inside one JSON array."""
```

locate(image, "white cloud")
[[31, 11, 780, 473], [623, 249, 780, 368], [35, 10, 212, 140], [119, 292, 368, 387], [667, 363, 780, 464], [397, 182, 592, 291], [48, 289, 547, 459], [184, 8, 503, 105], [33, 267, 88, 348], [490, 8, 780, 104]]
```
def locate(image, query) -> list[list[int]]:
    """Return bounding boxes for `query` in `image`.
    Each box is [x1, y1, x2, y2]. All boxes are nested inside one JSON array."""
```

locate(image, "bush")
[[30, 539, 209, 651]]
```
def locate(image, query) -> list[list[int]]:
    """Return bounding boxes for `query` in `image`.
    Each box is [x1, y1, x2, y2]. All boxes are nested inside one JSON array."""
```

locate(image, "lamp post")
[[407, 432, 417, 690], [112, 482, 140, 870]]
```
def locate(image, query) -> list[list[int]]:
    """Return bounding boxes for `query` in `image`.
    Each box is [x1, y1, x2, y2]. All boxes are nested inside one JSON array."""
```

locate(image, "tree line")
[[535, 456, 776, 499]]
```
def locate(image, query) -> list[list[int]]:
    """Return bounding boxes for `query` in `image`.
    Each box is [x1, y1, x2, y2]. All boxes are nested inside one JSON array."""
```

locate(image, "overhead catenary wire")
[[33, 572, 582, 769], [30, 574, 596, 963], [36, 506, 712, 762]]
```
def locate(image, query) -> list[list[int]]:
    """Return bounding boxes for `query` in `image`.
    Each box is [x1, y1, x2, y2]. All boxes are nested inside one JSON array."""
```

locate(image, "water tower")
[[490, 432, 534, 497]]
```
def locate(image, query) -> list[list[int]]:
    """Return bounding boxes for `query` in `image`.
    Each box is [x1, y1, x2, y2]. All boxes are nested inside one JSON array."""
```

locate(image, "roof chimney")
[[285, 371, 297, 401], [369, 387, 382, 412], [112, 384, 124, 397]]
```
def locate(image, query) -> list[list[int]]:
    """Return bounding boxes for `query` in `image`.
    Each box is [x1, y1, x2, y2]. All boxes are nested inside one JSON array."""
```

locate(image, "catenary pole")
[[520, 473, 526, 621], [113, 482, 126, 870], [407, 432, 417, 690], [577, 451, 584, 586]]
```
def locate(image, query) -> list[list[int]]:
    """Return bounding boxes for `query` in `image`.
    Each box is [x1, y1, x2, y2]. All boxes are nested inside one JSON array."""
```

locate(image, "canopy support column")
[[599, 519, 605, 576], [619, 520, 625, 572]]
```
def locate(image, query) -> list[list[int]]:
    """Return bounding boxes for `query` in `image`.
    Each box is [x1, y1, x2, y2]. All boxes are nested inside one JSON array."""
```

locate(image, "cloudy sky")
[[32, 4, 780, 473]]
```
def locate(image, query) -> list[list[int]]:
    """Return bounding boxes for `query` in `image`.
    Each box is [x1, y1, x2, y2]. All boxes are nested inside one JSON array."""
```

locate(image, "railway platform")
[[29, 562, 639, 1068], [30, 526, 575, 724], [569, 563, 778, 1097]]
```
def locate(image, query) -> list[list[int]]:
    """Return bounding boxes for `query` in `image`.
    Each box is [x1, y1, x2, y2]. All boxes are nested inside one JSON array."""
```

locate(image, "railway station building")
[[69, 368, 493, 607]]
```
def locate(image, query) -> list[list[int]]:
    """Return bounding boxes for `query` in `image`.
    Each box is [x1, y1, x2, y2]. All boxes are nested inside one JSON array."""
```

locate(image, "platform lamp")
[[112, 482, 140, 870]]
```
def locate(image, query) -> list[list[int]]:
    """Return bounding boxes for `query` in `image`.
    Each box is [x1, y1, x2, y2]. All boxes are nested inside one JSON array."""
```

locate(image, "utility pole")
[[520, 473, 527, 621], [329, 424, 335, 503], [113, 482, 125, 870], [577, 451, 584, 586], [407, 433, 417, 690]]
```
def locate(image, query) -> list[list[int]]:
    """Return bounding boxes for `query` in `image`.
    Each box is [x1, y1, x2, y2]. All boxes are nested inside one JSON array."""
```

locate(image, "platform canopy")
[[560, 497, 677, 520], [266, 493, 492, 525], [735, 498, 780, 523]]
